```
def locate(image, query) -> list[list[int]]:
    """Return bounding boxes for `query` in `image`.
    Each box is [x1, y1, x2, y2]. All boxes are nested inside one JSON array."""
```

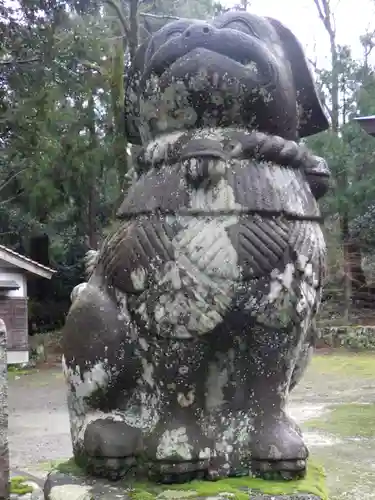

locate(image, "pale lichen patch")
[[131, 267, 147, 291], [156, 427, 193, 461], [177, 389, 195, 407]]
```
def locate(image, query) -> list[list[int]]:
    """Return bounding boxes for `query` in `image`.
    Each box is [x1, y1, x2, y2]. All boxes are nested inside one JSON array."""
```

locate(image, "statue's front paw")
[[82, 419, 142, 480], [250, 413, 308, 480], [146, 421, 212, 483]]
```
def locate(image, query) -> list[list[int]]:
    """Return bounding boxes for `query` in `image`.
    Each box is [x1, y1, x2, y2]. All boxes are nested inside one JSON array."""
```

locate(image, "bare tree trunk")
[[105, 0, 140, 215], [0, 320, 9, 499], [87, 94, 99, 250], [313, 0, 352, 322], [348, 241, 367, 291]]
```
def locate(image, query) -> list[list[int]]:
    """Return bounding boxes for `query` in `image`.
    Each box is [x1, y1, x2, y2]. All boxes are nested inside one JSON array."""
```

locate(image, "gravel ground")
[[9, 366, 72, 469]]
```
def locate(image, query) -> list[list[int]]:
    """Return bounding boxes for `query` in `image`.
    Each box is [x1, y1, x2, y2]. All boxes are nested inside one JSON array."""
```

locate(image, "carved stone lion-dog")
[[62, 11, 330, 484]]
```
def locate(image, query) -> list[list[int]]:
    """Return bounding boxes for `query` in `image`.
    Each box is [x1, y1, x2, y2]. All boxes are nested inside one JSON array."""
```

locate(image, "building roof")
[[0, 244, 56, 279], [354, 116, 375, 136]]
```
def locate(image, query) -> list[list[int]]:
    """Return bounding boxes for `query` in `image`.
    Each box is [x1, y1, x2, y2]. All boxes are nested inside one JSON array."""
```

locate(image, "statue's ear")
[[267, 17, 329, 138]]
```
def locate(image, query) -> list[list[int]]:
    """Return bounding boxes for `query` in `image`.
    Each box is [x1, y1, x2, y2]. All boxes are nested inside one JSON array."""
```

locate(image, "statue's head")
[[124, 12, 329, 146]]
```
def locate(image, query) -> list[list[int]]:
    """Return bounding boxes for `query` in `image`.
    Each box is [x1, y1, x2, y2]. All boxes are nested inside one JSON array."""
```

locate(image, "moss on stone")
[[310, 352, 375, 378], [128, 463, 328, 500], [306, 403, 375, 438], [47, 458, 327, 499], [10, 476, 33, 495]]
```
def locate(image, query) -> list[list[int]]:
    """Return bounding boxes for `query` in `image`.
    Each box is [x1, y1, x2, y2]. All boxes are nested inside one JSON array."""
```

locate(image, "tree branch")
[[322, 99, 333, 120], [0, 168, 29, 194], [0, 57, 40, 66], [104, 0, 131, 40], [313, 0, 326, 23], [129, 0, 139, 60], [313, 0, 335, 38], [76, 59, 103, 74], [0, 194, 22, 206], [139, 12, 180, 21]]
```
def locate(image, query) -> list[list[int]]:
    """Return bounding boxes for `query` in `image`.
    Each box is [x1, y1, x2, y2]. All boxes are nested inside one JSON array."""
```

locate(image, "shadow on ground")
[[9, 352, 375, 499]]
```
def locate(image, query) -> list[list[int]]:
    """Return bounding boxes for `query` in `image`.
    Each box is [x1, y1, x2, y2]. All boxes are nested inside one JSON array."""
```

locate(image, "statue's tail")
[[70, 249, 99, 304], [84, 249, 99, 279]]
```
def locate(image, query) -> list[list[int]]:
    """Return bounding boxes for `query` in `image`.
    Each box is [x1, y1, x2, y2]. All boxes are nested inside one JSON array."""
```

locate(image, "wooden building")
[[0, 245, 55, 364]]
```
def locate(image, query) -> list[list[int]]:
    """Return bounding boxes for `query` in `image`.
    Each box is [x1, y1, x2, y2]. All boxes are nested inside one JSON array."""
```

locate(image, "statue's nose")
[[183, 23, 214, 39]]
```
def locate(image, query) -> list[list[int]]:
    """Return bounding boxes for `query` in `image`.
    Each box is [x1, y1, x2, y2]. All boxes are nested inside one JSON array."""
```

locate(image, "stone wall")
[[318, 326, 375, 350]]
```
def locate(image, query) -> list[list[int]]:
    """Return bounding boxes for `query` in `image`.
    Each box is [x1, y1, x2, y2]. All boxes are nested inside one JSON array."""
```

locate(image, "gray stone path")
[[9, 367, 71, 471]]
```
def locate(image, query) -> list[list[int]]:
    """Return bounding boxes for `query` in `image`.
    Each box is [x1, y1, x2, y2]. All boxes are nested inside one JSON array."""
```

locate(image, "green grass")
[[7, 365, 34, 377], [306, 403, 375, 439], [310, 352, 375, 378], [10, 476, 33, 495]]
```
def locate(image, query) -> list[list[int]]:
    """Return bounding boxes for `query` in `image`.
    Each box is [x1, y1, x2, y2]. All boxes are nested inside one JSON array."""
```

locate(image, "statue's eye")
[[219, 19, 259, 38], [165, 30, 184, 40]]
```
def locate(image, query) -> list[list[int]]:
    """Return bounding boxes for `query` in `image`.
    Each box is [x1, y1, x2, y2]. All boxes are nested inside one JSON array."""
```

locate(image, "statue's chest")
[[119, 161, 320, 220], [168, 210, 295, 282], [109, 169, 322, 293]]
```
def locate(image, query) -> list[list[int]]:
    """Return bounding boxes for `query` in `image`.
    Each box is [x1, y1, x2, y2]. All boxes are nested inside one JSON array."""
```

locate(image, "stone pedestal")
[[43, 460, 328, 500]]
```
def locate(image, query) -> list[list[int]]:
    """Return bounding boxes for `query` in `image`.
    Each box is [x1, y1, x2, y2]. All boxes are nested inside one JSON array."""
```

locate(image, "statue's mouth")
[[140, 23, 278, 92]]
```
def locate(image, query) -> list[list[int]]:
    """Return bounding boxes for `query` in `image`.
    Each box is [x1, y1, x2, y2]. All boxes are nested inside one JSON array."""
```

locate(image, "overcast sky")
[[225, 0, 375, 67]]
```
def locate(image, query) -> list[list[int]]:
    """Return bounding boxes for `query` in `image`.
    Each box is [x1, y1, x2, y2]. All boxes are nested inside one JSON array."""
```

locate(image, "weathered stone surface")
[[318, 325, 375, 349], [61, 9, 330, 487]]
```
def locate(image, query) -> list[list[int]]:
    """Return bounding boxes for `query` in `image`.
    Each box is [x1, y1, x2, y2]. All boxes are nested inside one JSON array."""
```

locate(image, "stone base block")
[[43, 459, 328, 500]]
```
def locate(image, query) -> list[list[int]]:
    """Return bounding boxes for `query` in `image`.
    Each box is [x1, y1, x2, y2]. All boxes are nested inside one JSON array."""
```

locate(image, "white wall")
[[0, 268, 27, 298], [7, 350, 29, 365]]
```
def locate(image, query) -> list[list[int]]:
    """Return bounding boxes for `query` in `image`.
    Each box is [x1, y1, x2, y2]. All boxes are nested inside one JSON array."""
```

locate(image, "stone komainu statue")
[[62, 12, 331, 484]]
